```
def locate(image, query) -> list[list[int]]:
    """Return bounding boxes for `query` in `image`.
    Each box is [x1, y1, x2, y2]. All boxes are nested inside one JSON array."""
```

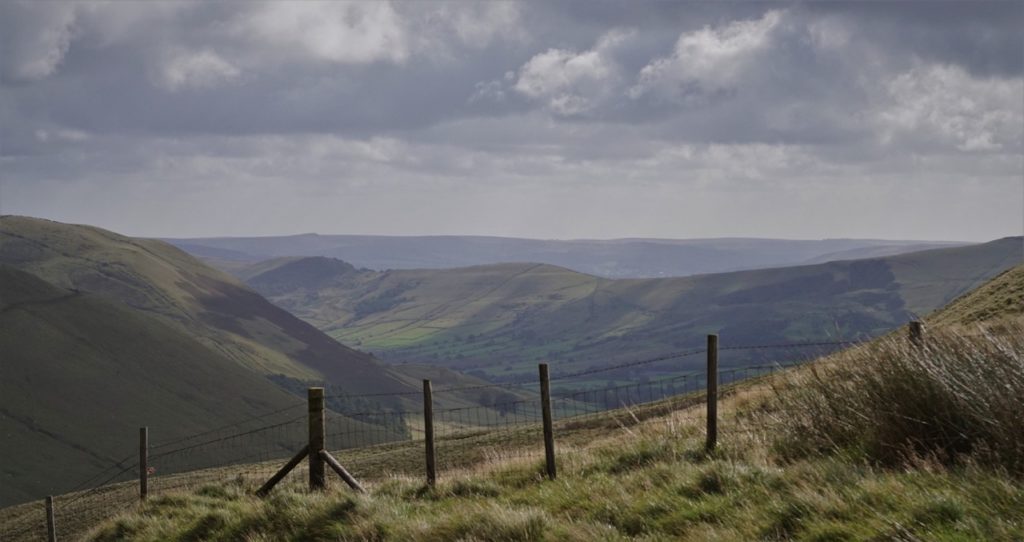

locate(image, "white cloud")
[[0, 2, 76, 82], [236, 2, 407, 64], [469, 80, 506, 103], [437, 3, 524, 49], [34, 127, 90, 143], [877, 64, 1023, 152], [158, 50, 240, 91], [629, 10, 783, 102], [513, 30, 631, 116], [2, 3, 1021, 242]]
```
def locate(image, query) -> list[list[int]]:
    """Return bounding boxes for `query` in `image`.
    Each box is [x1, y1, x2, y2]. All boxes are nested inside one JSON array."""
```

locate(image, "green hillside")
[[245, 238, 1022, 380], [0, 265, 305, 506], [7, 267, 1023, 540], [0, 216, 419, 397], [0, 217, 524, 507], [77, 321, 1024, 541], [928, 264, 1024, 326]]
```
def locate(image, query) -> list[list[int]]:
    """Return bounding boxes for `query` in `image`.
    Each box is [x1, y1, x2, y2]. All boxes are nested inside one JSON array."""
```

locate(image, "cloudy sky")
[[0, 1, 1021, 241]]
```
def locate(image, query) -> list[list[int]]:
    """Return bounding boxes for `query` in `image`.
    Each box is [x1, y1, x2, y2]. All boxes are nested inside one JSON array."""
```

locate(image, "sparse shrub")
[[771, 325, 1024, 473]]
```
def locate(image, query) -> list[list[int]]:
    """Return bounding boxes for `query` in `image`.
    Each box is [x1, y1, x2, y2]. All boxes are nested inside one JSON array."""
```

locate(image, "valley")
[[238, 238, 1023, 381]]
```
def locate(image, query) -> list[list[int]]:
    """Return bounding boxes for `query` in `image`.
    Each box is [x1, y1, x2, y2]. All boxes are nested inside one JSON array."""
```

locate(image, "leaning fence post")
[[423, 379, 436, 486], [909, 321, 924, 349], [706, 334, 718, 452], [308, 387, 326, 491], [139, 426, 148, 502], [45, 495, 56, 542], [539, 363, 556, 480]]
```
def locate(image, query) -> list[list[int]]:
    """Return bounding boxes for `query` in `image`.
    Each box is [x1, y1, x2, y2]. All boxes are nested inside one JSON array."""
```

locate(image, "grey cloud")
[[807, 1, 1024, 77], [0, 1, 1020, 243], [0, 2, 75, 83]]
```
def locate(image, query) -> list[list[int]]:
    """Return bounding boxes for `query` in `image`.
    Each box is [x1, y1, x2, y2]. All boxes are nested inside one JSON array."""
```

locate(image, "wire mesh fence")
[[0, 338, 857, 542]]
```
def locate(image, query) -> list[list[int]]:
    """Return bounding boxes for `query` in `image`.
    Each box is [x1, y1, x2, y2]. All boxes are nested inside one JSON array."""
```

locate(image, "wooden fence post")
[[706, 334, 718, 452], [539, 363, 556, 480], [308, 387, 326, 491], [423, 379, 436, 486], [139, 426, 148, 502], [45, 495, 56, 542], [909, 321, 924, 349]]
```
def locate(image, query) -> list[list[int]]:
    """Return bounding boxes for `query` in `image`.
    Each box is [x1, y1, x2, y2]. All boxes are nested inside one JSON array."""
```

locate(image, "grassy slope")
[[0, 218, 512, 506], [246, 237, 1022, 380], [927, 264, 1024, 326], [83, 365, 1023, 541], [0, 265, 304, 506], [0, 216, 421, 397], [88, 433, 1024, 541], [77, 264, 1024, 541]]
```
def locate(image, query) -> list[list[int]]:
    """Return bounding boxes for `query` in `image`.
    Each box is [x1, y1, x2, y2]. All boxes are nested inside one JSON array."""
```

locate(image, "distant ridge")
[[164, 233, 967, 279]]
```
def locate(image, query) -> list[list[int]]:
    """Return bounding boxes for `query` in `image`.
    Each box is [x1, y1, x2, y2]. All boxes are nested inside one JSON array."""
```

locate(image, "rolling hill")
[[48, 265, 1024, 541], [0, 265, 306, 506], [0, 216, 420, 397], [165, 234, 965, 279], [0, 217, 512, 506], [243, 238, 1022, 381]]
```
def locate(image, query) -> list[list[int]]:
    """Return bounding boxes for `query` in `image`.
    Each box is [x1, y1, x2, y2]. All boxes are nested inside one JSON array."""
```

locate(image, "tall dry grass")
[[770, 323, 1024, 473]]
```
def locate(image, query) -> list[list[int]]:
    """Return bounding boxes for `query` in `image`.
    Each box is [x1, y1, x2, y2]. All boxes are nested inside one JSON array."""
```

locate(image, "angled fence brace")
[[256, 387, 365, 497], [319, 450, 365, 493], [256, 445, 310, 497]]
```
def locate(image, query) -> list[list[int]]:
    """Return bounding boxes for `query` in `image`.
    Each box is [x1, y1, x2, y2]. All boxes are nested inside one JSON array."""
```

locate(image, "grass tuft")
[[770, 326, 1024, 473]]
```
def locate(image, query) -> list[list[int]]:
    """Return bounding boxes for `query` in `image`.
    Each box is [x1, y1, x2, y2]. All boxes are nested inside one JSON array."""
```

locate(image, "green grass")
[[928, 265, 1024, 327], [769, 325, 1024, 474], [78, 298, 1024, 541], [8, 315, 1024, 540], [85, 402, 1023, 541]]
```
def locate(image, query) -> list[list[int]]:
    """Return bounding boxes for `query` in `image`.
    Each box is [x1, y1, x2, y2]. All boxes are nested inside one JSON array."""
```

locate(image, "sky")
[[0, 1, 1021, 242]]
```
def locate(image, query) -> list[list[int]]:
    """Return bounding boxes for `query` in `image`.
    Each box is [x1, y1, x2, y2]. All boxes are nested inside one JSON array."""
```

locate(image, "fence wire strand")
[[0, 339, 856, 542]]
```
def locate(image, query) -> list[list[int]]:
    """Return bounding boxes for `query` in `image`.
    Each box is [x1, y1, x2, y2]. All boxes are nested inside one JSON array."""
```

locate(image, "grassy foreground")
[[89, 422, 1023, 541], [88, 326, 1024, 542]]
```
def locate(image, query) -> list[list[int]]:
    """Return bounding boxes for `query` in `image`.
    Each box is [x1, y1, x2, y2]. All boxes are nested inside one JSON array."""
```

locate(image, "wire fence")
[[0, 339, 855, 542]]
